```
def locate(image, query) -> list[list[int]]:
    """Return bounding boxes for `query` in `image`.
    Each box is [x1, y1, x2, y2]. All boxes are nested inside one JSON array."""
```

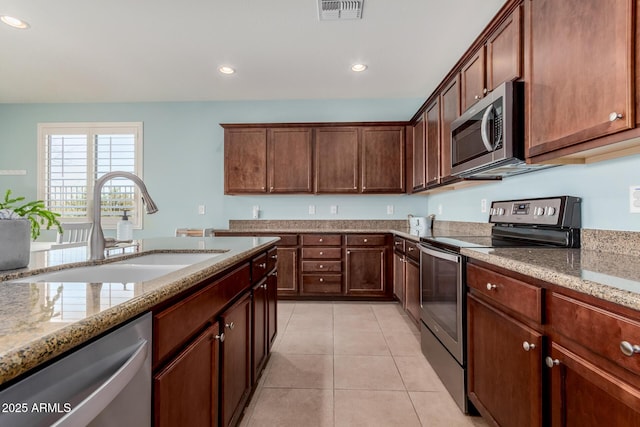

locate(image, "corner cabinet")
[[526, 0, 635, 160], [222, 123, 406, 195]]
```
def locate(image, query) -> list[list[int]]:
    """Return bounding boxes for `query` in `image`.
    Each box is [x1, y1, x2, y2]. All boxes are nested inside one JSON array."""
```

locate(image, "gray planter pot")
[[0, 219, 31, 270]]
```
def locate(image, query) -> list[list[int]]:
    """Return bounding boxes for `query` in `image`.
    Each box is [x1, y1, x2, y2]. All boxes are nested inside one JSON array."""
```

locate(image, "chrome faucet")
[[88, 171, 158, 260]]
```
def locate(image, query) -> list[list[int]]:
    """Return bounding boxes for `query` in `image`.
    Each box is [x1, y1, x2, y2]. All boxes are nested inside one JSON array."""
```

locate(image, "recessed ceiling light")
[[351, 64, 367, 72], [1, 15, 30, 29], [218, 66, 235, 75]]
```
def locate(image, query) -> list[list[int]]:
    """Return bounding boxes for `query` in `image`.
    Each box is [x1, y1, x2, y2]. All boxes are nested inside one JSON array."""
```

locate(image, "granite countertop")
[[462, 247, 640, 311], [0, 236, 279, 386]]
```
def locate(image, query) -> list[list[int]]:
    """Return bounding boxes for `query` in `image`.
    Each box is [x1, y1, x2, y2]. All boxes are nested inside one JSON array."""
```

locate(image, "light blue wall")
[[1, 99, 638, 239], [426, 154, 640, 231], [0, 99, 428, 239]]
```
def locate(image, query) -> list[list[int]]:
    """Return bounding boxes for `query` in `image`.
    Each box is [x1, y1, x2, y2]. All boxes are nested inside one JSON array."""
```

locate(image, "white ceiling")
[[0, 0, 506, 104]]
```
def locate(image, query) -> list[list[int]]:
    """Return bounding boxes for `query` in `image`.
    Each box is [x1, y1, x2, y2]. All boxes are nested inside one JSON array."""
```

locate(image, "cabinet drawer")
[[549, 293, 640, 376], [301, 234, 342, 246], [302, 248, 342, 259], [405, 241, 419, 261], [154, 263, 250, 366], [345, 234, 387, 246], [393, 237, 405, 253], [301, 260, 342, 273], [252, 253, 268, 281], [302, 274, 342, 294], [467, 263, 542, 323], [275, 234, 298, 246]]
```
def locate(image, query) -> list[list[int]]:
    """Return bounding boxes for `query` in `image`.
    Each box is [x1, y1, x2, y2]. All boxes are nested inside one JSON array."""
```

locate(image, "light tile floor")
[[240, 301, 487, 427]]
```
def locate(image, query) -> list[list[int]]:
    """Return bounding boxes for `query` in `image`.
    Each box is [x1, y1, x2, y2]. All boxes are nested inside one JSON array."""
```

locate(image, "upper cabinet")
[[439, 76, 461, 183], [411, 114, 426, 192], [223, 123, 406, 195], [525, 0, 635, 160], [425, 99, 440, 187], [461, 5, 522, 113]]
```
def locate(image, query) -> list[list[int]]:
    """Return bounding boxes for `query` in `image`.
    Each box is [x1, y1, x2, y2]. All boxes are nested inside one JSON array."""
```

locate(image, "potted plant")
[[0, 190, 62, 270]]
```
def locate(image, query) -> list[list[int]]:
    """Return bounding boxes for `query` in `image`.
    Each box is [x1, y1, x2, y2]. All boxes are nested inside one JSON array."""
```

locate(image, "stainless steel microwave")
[[450, 81, 550, 178]]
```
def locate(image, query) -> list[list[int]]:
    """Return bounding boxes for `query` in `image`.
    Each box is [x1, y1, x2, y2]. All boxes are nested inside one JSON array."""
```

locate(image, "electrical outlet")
[[252, 205, 260, 219], [330, 205, 338, 214], [386, 205, 394, 215], [198, 205, 206, 215], [308, 205, 316, 215], [438, 204, 443, 215], [630, 185, 640, 213], [480, 199, 487, 213]]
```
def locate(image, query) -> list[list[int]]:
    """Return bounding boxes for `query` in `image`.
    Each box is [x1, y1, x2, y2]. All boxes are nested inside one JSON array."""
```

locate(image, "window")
[[37, 122, 143, 229]]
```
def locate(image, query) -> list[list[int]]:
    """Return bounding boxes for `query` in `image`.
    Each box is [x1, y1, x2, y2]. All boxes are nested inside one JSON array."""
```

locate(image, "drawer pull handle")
[[214, 333, 225, 343], [522, 341, 536, 352], [225, 322, 235, 330], [486, 283, 497, 290], [319, 278, 324, 282], [545, 357, 559, 368], [620, 341, 640, 357], [259, 263, 267, 268]]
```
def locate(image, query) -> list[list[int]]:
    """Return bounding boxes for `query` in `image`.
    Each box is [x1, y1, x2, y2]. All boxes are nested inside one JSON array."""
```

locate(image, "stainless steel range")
[[418, 196, 582, 413]]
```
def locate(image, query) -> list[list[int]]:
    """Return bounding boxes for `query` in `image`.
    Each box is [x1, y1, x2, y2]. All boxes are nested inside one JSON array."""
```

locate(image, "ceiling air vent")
[[318, 1, 364, 21]]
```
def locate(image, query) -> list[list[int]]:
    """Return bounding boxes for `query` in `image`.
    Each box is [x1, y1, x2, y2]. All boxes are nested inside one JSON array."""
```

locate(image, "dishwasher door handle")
[[52, 339, 149, 427]]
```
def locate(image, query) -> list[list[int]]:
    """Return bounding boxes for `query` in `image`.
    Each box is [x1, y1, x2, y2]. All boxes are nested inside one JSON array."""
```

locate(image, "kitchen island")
[[0, 236, 278, 387]]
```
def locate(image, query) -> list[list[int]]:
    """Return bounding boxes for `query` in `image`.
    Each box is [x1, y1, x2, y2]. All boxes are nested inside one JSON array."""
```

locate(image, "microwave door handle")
[[480, 105, 495, 152]]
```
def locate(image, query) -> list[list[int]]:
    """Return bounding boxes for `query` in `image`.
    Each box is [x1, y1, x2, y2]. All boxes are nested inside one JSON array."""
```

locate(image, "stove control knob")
[[490, 208, 496, 215], [534, 207, 545, 216], [497, 208, 505, 216], [546, 207, 556, 216]]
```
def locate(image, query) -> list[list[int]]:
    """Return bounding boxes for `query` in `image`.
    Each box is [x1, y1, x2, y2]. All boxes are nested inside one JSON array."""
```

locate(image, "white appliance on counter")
[[0, 313, 152, 426], [408, 214, 433, 237]]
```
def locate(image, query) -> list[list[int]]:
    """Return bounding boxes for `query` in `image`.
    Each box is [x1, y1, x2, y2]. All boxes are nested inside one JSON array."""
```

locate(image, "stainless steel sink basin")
[[11, 252, 227, 283]]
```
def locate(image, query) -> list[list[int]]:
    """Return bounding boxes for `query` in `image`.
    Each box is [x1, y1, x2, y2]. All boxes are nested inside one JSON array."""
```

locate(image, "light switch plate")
[[308, 205, 316, 215], [330, 205, 338, 214], [198, 205, 206, 215]]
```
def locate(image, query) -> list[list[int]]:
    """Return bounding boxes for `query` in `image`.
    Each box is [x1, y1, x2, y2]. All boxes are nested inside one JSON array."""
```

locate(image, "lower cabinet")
[[345, 247, 386, 296], [153, 324, 221, 427], [251, 279, 268, 383], [467, 295, 543, 427], [404, 257, 420, 327], [392, 251, 405, 305], [267, 269, 278, 349], [220, 293, 252, 427]]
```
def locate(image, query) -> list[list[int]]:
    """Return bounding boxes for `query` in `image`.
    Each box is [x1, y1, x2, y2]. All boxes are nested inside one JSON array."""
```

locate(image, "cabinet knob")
[[545, 357, 559, 368], [319, 264, 324, 268], [483, 88, 488, 95], [353, 186, 357, 189], [609, 112, 624, 121], [363, 238, 368, 243], [522, 341, 536, 352], [395, 241, 402, 245], [319, 278, 324, 282], [271, 271, 278, 277], [474, 95, 481, 100], [486, 283, 497, 290], [270, 186, 274, 191], [620, 341, 640, 357], [214, 333, 225, 342], [259, 262, 267, 268], [262, 283, 268, 289], [271, 254, 278, 259], [319, 251, 324, 255], [225, 322, 235, 330], [408, 247, 414, 252], [319, 238, 323, 242]]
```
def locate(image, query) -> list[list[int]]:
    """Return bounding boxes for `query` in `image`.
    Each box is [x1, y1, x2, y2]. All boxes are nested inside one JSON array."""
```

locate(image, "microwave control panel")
[[489, 196, 581, 228]]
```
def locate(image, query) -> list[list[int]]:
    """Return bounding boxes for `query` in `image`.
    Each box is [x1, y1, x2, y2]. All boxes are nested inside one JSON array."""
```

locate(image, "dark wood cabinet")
[[460, 47, 486, 113], [224, 128, 267, 194], [486, 4, 522, 92], [345, 247, 386, 296], [267, 269, 278, 349], [412, 114, 426, 192], [300, 234, 343, 296], [468, 295, 543, 427], [154, 324, 220, 427], [526, 0, 635, 159], [440, 77, 460, 183], [360, 126, 405, 193], [315, 127, 359, 193], [220, 292, 252, 427], [405, 257, 420, 327], [393, 251, 405, 306], [425, 99, 440, 186], [268, 128, 313, 193], [251, 279, 268, 384]]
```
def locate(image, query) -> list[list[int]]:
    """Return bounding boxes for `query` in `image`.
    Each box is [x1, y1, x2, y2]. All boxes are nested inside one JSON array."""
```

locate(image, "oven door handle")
[[418, 244, 461, 263]]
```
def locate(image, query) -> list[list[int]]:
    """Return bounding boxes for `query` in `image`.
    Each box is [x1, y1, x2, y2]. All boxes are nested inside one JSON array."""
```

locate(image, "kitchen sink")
[[10, 251, 227, 283]]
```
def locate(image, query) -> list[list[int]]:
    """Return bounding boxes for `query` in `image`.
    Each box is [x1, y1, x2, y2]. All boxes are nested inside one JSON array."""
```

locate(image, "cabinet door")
[[154, 324, 220, 427], [252, 280, 268, 385], [486, 5, 522, 92], [268, 128, 313, 193], [425, 99, 440, 187], [393, 252, 405, 306], [360, 126, 405, 193], [412, 114, 426, 192], [404, 258, 420, 327], [276, 247, 298, 297], [345, 248, 386, 296], [267, 270, 278, 350], [467, 295, 543, 427], [460, 47, 486, 112], [220, 293, 251, 427], [547, 343, 640, 427], [315, 127, 359, 193], [439, 77, 460, 182], [526, 0, 634, 157], [224, 128, 267, 194]]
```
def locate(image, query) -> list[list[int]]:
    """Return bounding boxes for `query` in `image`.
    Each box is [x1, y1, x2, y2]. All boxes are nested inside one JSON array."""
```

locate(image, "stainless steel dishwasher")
[[0, 312, 151, 426]]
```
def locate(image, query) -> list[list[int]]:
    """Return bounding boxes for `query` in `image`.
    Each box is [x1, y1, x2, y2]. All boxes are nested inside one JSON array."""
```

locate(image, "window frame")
[[36, 122, 144, 229]]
